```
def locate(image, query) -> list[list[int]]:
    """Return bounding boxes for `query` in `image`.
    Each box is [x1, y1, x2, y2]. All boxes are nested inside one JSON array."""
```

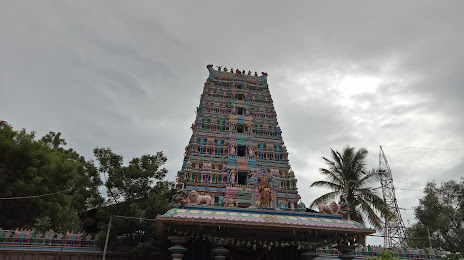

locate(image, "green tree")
[[92, 148, 175, 255], [442, 253, 464, 260], [367, 250, 400, 260], [93, 147, 168, 204], [405, 179, 464, 252], [0, 125, 103, 231], [309, 146, 390, 231]]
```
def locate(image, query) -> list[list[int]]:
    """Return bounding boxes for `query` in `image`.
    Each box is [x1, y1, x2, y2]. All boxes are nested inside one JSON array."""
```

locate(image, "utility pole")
[[102, 216, 112, 260]]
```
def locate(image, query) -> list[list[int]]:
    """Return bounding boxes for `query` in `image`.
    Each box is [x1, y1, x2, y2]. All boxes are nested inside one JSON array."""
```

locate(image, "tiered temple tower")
[[161, 65, 374, 259], [177, 64, 300, 209]]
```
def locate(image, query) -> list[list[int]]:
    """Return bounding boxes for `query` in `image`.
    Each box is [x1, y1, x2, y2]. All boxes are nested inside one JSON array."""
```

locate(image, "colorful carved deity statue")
[[171, 188, 186, 206], [258, 177, 273, 208], [185, 160, 192, 180], [173, 189, 186, 206], [230, 167, 237, 184], [230, 120, 236, 132], [230, 141, 236, 155], [248, 143, 254, 157]]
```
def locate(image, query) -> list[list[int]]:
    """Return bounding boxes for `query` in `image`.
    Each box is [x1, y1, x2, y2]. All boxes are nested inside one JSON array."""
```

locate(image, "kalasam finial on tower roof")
[[206, 64, 265, 77]]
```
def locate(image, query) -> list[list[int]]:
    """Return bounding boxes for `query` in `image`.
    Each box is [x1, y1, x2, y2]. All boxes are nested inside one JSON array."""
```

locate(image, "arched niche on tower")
[[248, 170, 279, 209]]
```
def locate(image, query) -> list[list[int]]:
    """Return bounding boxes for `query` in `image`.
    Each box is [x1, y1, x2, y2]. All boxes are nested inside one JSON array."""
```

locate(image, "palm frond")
[[356, 188, 393, 222], [331, 148, 344, 169], [359, 199, 383, 231], [309, 180, 342, 191], [358, 170, 382, 188], [319, 168, 343, 185]]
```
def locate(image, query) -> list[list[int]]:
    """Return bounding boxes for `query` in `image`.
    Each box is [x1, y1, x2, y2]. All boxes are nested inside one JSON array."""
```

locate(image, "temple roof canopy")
[[157, 206, 375, 236]]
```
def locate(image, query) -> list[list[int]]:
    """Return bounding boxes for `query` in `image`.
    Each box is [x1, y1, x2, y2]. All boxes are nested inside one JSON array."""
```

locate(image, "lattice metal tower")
[[379, 146, 406, 248]]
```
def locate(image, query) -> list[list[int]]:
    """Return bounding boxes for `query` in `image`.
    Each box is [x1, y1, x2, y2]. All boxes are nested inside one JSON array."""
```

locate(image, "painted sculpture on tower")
[[186, 190, 214, 206], [258, 177, 273, 208]]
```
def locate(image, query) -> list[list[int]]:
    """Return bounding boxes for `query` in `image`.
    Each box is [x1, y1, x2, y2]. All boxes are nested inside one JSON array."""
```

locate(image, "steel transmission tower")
[[379, 146, 406, 248]]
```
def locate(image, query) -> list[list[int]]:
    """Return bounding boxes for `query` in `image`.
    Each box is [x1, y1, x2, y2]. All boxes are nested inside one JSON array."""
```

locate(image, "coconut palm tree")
[[309, 146, 390, 231]]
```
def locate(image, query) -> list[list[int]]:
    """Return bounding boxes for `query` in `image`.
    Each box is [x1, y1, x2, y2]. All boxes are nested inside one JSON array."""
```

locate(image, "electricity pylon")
[[379, 146, 407, 248]]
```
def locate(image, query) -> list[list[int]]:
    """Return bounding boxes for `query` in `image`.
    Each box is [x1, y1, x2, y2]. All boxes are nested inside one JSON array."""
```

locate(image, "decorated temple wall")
[[0, 227, 444, 260], [0, 251, 168, 260]]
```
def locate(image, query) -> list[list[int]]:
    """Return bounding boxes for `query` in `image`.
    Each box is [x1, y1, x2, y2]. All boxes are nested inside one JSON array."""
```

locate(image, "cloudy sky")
[[1, 1, 463, 245]]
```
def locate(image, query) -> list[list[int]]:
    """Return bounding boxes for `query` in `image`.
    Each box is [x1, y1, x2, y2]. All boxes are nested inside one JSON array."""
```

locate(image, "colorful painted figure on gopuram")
[[258, 176, 273, 208]]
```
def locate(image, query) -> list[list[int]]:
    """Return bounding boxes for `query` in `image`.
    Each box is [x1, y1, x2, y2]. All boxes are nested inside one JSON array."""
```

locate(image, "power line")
[[381, 145, 464, 151], [373, 187, 422, 192], [396, 188, 422, 192], [113, 215, 157, 221], [367, 234, 425, 241], [0, 189, 69, 200]]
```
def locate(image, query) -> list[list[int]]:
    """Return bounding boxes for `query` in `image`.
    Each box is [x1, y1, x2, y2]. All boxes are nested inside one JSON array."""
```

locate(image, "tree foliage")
[[366, 250, 400, 260], [92, 148, 175, 255], [95, 181, 175, 255], [0, 124, 103, 231], [0, 124, 176, 255], [405, 179, 464, 252], [309, 146, 391, 231], [94, 147, 168, 204], [442, 253, 464, 260]]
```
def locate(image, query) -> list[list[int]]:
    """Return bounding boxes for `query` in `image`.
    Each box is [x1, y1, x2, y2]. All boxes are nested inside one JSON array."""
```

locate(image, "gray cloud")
[[1, 0, 464, 245]]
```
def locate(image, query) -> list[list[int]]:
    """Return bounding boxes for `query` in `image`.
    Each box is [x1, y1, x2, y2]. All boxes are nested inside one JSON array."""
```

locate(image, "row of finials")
[[216, 66, 267, 77]]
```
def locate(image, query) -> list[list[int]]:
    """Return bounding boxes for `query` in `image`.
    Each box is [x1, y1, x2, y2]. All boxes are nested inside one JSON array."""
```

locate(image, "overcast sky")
[[1, 1, 463, 246]]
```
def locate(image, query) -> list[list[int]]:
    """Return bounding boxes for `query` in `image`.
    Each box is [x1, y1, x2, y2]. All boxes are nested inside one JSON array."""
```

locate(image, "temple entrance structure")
[[157, 65, 375, 259]]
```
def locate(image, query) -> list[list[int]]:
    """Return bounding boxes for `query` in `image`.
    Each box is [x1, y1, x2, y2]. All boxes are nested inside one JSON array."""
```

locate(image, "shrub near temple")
[[366, 250, 400, 260]]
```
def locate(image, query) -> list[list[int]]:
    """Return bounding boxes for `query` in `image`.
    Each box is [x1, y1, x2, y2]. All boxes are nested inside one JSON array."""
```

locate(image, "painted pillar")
[[211, 241, 230, 260], [168, 236, 188, 260], [251, 184, 256, 208], [249, 177, 257, 208]]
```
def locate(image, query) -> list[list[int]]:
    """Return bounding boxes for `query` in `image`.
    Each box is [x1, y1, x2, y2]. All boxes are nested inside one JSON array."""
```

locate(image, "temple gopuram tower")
[[159, 65, 373, 259], [177, 65, 300, 209]]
